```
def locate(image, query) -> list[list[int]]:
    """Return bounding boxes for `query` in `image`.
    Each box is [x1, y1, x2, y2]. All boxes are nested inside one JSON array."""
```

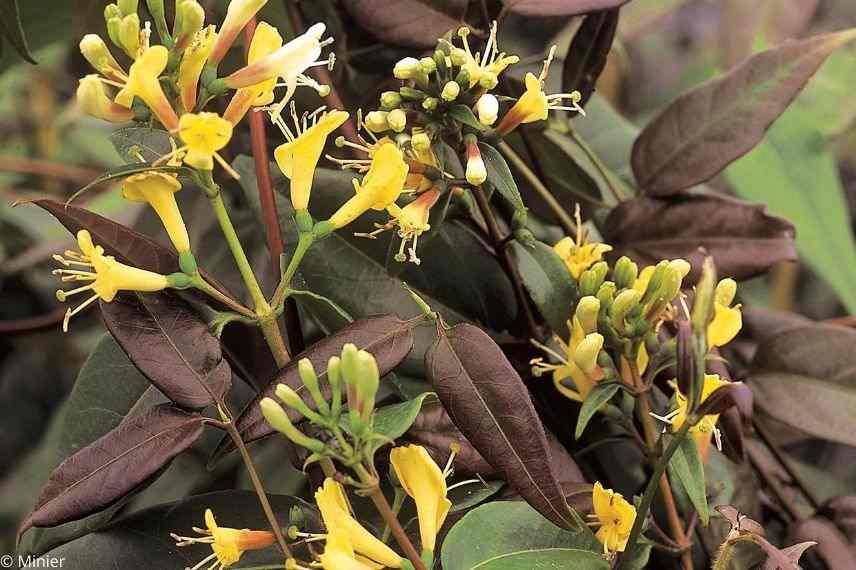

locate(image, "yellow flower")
[[121, 172, 190, 253], [79, 34, 126, 82], [52, 230, 169, 331], [590, 482, 636, 554], [554, 235, 612, 281], [178, 112, 234, 171], [708, 278, 742, 348], [315, 478, 403, 567], [376, 189, 440, 265], [319, 530, 379, 570], [171, 509, 275, 570], [496, 46, 583, 135], [328, 143, 409, 230], [77, 75, 135, 123], [390, 444, 451, 553], [177, 25, 217, 112], [114, 45, 180, 131], [449, 24, 518, 88], [209, 0, 269, 65], [273, 108, 349, 211], [223, 22, 284, 124], [671, 374, 728, 437]]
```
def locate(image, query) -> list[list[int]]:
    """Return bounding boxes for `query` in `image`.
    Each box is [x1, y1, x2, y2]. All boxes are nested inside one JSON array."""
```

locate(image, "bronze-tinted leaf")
[[631, 29, 856, 195], [697, 382, 753, 421], [21, 405, 205, 535], [787, 517, 856, 570], [604, 194, 796, 283], [505, 0, 629, 17], [341, 0, 466, 48], [561, 9, 619, 107], [212, 315, 415, 461], [101, 293, 232, 410], [427, 322, 580, 530]]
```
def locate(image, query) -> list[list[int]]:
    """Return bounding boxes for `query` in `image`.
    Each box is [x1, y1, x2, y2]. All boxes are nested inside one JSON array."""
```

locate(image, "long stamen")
[[530, 338, 569, 364], [56, 283, 95, 301]]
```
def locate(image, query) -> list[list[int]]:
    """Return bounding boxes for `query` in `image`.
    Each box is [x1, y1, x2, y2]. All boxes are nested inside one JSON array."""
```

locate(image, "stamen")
[[394, 237, 407, 262], [188, 552, 218, 570], [481, 21, 498, 67], [55, 283, 95, 301], [538, 45, 558, 82], [214, 152, 241, 180], [530, 338, 569, 364]]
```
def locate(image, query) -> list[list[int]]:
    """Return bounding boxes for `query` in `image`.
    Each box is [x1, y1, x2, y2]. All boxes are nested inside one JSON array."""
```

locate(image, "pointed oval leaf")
[[212, 315, 415, 461], [341, 0, 466, 48], [21, 405, 205, 535], [478, 142, 526, 214], [508, 239, 577, 336], [373, 392, 436, 441], [632, 29, 856, 195], [101, 293, 232, 410], [604, 194, 796, 283], [505, 0, 628, 17], [0, 0, 36, 63], [562, 9, 620, 107], [575, 382, 620, 439], [667, 435, 709, 525], [427, 322, 580, 530]]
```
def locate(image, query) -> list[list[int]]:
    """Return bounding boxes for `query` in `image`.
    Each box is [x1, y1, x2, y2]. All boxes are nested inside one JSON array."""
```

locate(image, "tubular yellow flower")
[[465, 139, 487, 186], [173, 0, 205, 52], [319, 530, 378, 570], [554, 235, 612, 281], [223, 22, 284, 124], [53, 230, 169, 331], [449, 23, 518, 88], [590, 482, 636, 554], [273, 108, 349, 211], [359, 188, 440, 265], [224, 22, 333, 112], [77, 75, 135, 123], [208, 0, 269, 65], [114, 45, 180, 131], [171, 509, 275, 570], [708, 278, 742, 348], [495, 46, 583, 135], [315, 479, 403, 568], [177, 25, 217, 112], [79, 34, 126, 82], [668, 374, 728, 459], [328, 143, 409, 230], [532, 314, 604, 402], [179, 112, 234, 171], [121, 172, 190, 253], [389, 444, 452, 553]]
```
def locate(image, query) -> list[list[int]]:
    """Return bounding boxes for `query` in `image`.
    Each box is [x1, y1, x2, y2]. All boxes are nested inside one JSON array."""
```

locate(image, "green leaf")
[[575, 382, 621, 439], [508, 239, 576, 336], [478, 142, 526, 213], [449, 480, 505, 514], [448, 104, 488, 131], [110, 126, 174, 163], [0, 0, 35, 64], [373, 392, 436, 441], [526, 130, 605, 205], [441, 501, 605, 570], [667, 435, 709, 525]]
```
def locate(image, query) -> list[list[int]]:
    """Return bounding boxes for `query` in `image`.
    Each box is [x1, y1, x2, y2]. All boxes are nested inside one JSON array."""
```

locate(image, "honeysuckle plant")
[[12, 0, 854, 569]]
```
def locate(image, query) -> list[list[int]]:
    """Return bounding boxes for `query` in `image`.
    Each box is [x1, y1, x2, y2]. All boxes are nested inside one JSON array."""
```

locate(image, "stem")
[[259, 315, 290, 368], [382, 489, 407, 543], [225, 421, 292, 558], [272, 232, 314, 309], [469, 183, 540, 339], [354, 464, 427, 570], [497, 140, 577, 236], [191, 275, 256, 318], [566, 126, 626, 204]]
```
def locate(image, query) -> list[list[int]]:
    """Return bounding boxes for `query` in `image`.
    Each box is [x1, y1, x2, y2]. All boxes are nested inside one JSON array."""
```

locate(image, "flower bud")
[[118, 13, 141, 58], [393, 57, 421, 79], [610, 289, 642, 332], [355, 351, 380, 421], [77, 75, 135, 123], [327, 355, 342, 417], [479, 71, 498, 89], [419, 56, 437, 74], [715, 278, 736, 306], [596, 281, 616, 309], [79, 35, 124, 80], [117, 0, 138, 15], [387, 108, 407, 133], [441, 81, 460, 101], [275, 383, 314, 418], [449, 47, 467, 66], [454, 68, 470, 87], [691, 256, 717, 332], [399, 86, 427, 101], [364, 110, 389, 133], [411, 132, 431, 153], [640, 260, 669, 304], [422, 97, 439, 111], [433, 49, 448, 74], [260, 398, 325, 452], [298, 358, 330, 416], [380, 90, 402, 110], [613, 256, 638, 290], [658, 265, 685, 303], [590, 261, 609, 286], [579, 268, 600, 296], [465, 139, 487, 186], [573, 333, 604, 376], [209, 0, 268, 64], [475, 93, 499, 125], [174, 0, 205, 51], [575, 296, 600, 334]]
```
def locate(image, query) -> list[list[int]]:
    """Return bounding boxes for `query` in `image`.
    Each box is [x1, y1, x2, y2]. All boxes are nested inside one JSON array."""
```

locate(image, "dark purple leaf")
[[820, 496, 856, 541], [631, 30, 856, 195], [21, 405, 205, 535], [101, 293, 232, 410], [211, 314, 415, 462], [427, 322, 580, 530], [697, 382, 753, 421], [505, 0, 629, 17], [604, 194, 796, 283], [788, 517, 856, 570], [561, 9, 620, 107], [341, 0, 466, 48]]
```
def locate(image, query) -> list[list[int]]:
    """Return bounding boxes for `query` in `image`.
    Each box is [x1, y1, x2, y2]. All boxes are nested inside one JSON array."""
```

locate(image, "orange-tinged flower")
[[114, 45, 180, 131], [171, 508, 276, 570], [177, 25, 217, 112], [121, 172, 190, 253], [390, 444, 451, 553], [208, 0, 269, 65], [590, 482, 636, 554], [77, 75, 135, 123], [223, 22, 284, 124]]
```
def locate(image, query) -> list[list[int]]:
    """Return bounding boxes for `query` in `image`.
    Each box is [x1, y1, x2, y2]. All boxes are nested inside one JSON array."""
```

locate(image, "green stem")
[[497, 140, 577, 236], [190, 275, 256, 319], [616, 421, 692, 570], [272, 231, 314, 309], [382, 489, 407, 543]]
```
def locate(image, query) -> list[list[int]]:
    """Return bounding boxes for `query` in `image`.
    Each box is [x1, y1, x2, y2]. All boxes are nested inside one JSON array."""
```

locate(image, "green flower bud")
[[175, 0, 204, 44], [610, 289, 642, 332], [454, 68, 470, 87], [106, 16, 123, 47], [433, 49, 448, 74], [658, 266, 683, 303], [79, 35, 121, 77], [691, 256, 717, 332], [422, 97, 439, 111], [449, 47, 467, 66], [355, 350, 380, 421], [399, 86, 427, 101], [479, 71, 498, 89], [574, 296, 600, 334], [640, 260, 669, 305], [117, 0, 138, 15], [573, 333, 604, 376], [419, 56, 437, 74], [613, 256, 638, 290], [596, 281, 616, 309], [387, 108, 407, 133], [118, 14, 141, 58], [104, 4, 121, 20], [591, 261, 609, 285], [327, 355, 343, 417], [441, 81, 461, 101], [364, 110, 389, 132], [260, 398, 326, 452], [411, 132, 431, 153], [275, 383, 320, 422], [379, 91, 402, 110], [298, 358, 330, 416], [579, 269, 600, 296]]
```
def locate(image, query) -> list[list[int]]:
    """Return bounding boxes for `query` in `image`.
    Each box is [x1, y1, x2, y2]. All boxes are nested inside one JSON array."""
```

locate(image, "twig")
[[0, 156, 100, 184]]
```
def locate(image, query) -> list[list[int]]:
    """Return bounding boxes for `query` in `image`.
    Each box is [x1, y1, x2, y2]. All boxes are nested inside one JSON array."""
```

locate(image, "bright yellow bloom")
[[273, 108, 349, 211], [554, 235, 612, 280], [591, 482, 636, 554], [315, 478, 403, 567], [390, 444, 451, 553], [496, 46, 583, 135], [376, 189, 440, 265], [77, 75, 135, 123], [52, 230, 169, 331], [672, 374, 728, 438], [177, 25, 217, 112], [708, 278, 742, 348], [171, 509, 275, 570], [178, 112, 234, 171], [319, 530, 378, 570], [114, 45, 180, 131], [223, 22, 284, 124], [328, 143, 409, 230], [121, 172, 190, 253], [450, 24, 518, 88], [209, 0, 269, 65]]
